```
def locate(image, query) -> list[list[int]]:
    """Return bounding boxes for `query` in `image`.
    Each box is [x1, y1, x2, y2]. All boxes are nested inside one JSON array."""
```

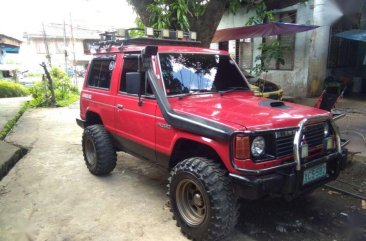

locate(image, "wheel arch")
[[169, 138, 226, 169], [85, 110, 103, 127]]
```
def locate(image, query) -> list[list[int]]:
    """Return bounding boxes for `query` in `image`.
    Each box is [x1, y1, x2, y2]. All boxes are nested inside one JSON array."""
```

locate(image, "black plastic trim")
[[76, 118, 85, 129], [146, 68, 234, 141], [230, 153, 342, 200]]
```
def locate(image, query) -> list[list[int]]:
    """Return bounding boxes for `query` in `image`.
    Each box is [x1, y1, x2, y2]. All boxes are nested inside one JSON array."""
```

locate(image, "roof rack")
[[94, 27, 200, 50]]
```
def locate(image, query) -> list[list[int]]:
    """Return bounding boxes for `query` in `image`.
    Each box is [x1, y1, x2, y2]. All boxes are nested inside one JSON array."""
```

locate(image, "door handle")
[[116, 104, 123, 109]]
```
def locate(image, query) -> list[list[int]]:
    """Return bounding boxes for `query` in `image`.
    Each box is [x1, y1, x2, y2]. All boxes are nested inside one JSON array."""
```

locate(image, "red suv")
[[77, 29, 347, 241]]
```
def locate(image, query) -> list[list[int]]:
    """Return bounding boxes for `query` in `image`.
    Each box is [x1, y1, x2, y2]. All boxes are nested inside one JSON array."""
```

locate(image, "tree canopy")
[[127, 0, 306, 47]]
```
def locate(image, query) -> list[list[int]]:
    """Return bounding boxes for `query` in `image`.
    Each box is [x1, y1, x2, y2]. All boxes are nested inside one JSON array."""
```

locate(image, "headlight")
[[251, 136, 265, 157], [324, 122, 329, 137]]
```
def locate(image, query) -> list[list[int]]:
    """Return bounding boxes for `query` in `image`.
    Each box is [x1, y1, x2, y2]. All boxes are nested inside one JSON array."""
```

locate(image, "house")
[[0, 34, 22, 80], [214, 0, 366, 98], [21, 24, 100, 74]]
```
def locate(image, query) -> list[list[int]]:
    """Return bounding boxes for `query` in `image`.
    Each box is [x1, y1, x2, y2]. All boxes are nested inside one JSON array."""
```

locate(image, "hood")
[[169, 92, 330, 131]]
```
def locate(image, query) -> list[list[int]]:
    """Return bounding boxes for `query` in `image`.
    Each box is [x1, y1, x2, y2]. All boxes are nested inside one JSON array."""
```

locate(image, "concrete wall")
[[217, 0, 345, 97], [306, 0, 343, 97], [217, 7, 256, 30], [264, 2, 314, 97]]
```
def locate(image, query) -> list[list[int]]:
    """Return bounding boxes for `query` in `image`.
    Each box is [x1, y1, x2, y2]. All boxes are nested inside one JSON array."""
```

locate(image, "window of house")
[[54, 41, 65, 54], [87, 57, 115, 89], [35, 41, 46, 54], [263, 11, 296, 70], [120, 56, 153, 95], [83, 40, 95, 55], [239, 38, 253, 69]]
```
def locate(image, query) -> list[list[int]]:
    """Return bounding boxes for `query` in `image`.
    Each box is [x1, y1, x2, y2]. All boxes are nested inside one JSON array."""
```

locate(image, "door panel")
[[115, 55, 157, 161]]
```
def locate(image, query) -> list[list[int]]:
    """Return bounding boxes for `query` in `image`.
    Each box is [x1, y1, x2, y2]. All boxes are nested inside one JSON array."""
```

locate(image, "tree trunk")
[[189, 0, 229, 47], [40, 62, 56, 107], [127, 0, 154, 26]]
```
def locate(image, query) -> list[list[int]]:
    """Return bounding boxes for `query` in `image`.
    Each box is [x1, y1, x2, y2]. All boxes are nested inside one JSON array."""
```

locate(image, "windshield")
[[159, 53, 249, 96]]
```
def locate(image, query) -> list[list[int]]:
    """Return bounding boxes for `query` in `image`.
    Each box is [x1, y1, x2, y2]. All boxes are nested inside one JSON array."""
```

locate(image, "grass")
[[0, 93, 78, 140], [0, 102, 29, 140], [55, 94, 79, 107], [0, 80, 29, 98]]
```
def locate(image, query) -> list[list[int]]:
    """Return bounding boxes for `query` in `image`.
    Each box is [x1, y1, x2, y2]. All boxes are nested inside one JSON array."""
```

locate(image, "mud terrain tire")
[[168, 157, 239, 241], [82, 125, 116, 175]]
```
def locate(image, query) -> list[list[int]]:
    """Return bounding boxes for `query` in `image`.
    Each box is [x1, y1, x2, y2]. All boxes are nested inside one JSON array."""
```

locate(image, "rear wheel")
[[82, 125, 116, 175], [168, 157, 239, 241]]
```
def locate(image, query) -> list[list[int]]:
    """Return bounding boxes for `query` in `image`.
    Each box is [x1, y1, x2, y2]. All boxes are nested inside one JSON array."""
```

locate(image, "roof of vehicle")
[[95, 45, 227, 55], [93, 36, 227, 55]]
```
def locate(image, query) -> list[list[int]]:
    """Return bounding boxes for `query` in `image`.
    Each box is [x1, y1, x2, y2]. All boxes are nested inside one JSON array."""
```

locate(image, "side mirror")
[[126, 72, 143, 95]]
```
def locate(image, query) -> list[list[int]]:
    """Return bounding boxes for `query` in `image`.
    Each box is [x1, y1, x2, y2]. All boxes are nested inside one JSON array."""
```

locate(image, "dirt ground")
[[0, 103, 365, 241]]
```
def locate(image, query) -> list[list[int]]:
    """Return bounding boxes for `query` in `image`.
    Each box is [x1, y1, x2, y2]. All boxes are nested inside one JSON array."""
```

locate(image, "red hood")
[[169, 92, 330, 131]]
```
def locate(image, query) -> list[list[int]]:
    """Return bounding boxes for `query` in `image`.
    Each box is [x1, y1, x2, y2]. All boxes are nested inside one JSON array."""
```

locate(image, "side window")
[[120, 57, 154, 96], [87, 58, 115, 89], [120, 58, 139, 93]]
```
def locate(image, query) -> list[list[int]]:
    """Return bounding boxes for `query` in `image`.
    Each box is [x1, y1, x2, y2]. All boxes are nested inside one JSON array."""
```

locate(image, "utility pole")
[[69, 13, 77, 86], [41, 22, 52, 66], [63, 20, 68, 73]]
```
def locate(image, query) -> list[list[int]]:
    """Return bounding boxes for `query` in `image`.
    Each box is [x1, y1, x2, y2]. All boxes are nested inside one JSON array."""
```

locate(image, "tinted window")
[[120, 57, 153, 96], [120, 58, 139, 93], [87, 58, 114, 89], [159, 53, 249, 95]]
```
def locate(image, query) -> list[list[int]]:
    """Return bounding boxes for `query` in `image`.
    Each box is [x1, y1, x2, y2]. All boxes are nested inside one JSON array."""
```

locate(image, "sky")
[[0, 0, 137, 39]]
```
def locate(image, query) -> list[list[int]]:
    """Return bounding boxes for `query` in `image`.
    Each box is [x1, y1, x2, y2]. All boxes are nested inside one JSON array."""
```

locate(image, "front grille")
[[275, 128, 296, 157], [274, 123, 326, 158], [303, 123, 325, 148]]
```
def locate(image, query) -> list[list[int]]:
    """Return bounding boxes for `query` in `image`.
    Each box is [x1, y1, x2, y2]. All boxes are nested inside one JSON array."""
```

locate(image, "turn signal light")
[[234, 135, 250, 159]]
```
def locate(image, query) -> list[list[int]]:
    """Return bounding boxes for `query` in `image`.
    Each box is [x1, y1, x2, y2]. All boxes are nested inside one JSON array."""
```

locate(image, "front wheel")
[[168, 158, 239, 241]]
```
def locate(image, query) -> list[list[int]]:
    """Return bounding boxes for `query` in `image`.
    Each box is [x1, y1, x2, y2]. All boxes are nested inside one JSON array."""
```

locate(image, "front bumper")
[[230, 151, 347, 200]]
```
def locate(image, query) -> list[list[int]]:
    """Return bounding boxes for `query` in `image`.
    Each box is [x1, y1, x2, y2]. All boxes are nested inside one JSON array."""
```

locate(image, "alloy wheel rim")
[[85, 138, 97, 166], [176, 178, 207, 226]]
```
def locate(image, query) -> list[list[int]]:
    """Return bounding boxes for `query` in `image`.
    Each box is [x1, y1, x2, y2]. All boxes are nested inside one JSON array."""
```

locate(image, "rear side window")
[[87, 58, 115, 89]]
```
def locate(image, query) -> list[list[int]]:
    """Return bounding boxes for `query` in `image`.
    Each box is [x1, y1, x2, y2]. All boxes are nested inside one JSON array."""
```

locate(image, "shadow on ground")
[[120, 152, 366, 241]]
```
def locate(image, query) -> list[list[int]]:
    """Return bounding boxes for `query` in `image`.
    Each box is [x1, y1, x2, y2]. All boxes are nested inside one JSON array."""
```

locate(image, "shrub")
[[29, 67, 79, 107], [0, 80, 29, 98]]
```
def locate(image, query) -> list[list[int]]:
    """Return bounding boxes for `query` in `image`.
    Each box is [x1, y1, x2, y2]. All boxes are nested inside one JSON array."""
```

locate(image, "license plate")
[[303, 163, 327, 185]]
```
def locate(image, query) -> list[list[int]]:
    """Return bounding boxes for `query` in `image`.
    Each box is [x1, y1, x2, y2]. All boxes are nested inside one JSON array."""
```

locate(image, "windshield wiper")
[[219, 87, 249, 96]]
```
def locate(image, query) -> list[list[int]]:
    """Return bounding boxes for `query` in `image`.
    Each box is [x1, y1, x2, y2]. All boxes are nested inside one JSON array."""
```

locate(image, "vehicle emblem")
[[81, 93, 92, 99], [157, 123, 171, 129]]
